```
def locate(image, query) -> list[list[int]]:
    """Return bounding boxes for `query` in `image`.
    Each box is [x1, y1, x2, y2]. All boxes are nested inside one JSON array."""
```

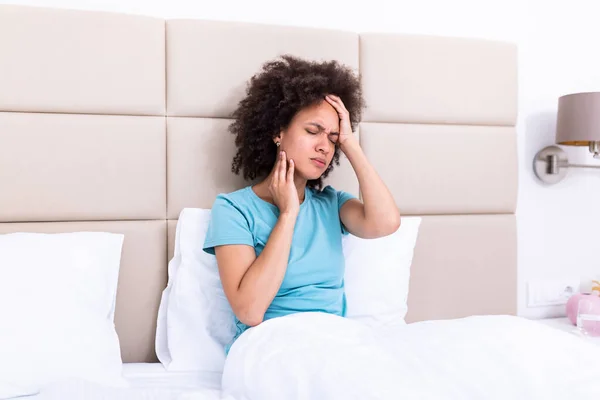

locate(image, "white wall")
[[518, 0, 600, 318], [4, 0, 599, 319]]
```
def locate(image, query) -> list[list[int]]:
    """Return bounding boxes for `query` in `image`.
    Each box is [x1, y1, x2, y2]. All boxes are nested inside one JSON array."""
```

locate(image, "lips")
[[311, 158, 326, 168]]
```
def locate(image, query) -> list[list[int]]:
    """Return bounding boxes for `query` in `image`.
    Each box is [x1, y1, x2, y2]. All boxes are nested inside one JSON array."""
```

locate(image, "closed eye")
[[306, 126, 338, 145]]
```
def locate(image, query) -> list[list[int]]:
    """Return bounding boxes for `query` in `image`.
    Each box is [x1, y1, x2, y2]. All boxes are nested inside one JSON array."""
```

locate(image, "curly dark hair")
[[229, 54, 365, 190]]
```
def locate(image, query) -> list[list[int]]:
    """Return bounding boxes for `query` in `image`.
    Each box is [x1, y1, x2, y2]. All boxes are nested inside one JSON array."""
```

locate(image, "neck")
[[255, 170, 308, 203], [294, 176, 308, 202]]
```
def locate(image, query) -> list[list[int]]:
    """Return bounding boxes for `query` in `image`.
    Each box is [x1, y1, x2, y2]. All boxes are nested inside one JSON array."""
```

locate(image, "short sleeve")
[[337, 189, 357, 235], [202, 195, 254, 255], [337, 190, 356, 211]]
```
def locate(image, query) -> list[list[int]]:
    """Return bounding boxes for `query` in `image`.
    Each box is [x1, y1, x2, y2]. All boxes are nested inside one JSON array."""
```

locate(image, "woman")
[[203, 55, 400, 353]]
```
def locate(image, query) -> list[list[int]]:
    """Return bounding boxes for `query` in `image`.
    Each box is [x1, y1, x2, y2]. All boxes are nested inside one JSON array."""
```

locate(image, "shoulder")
[[213, 186, 251, 207], [311, 185, 355, 204], [210, 186, 255, 217], [203, 188, 256, 255]]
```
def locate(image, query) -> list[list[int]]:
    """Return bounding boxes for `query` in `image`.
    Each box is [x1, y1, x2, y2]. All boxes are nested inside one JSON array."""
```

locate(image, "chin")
[[297, 168, 323, 182], [297, 161, 329, 181], [300, 173, 322, 181]]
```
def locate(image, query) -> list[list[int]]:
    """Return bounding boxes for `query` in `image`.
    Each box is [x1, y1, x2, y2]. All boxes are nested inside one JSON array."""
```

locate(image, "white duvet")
[[219, 313, 600, 400], [6, 314, 600, 400]]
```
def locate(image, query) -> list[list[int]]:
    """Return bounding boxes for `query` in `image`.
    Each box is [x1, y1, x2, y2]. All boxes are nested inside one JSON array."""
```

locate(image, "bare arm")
[[215, 150, 299, 327], [339, 138, 400, 238], [325, 94, 400, 239], [215, 212, 297, 327]]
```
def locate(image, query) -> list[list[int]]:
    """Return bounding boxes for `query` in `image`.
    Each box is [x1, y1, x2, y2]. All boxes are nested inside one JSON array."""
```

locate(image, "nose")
[[315, 131, 332, 154]]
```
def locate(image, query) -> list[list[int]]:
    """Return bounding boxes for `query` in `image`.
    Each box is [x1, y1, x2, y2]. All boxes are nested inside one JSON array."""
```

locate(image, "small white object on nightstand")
[[537, 317, 600, 346], [536, 317, 575, 333]]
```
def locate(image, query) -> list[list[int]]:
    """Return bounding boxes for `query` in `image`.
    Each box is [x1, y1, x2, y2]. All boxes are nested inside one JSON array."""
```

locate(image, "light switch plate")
[[527, 278, 580, 308]]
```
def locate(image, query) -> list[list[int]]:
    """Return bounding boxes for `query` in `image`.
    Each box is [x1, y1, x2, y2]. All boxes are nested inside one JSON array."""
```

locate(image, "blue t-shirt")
[[203, 185, 355, 352]]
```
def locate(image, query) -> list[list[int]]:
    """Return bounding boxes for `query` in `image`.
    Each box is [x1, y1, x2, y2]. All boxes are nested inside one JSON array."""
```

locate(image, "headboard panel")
[[359, 33, 517, 125], [0, 5, 165, 115], [165, 19, 358, 118], [360, 123, 517, 215], [406, 215, 516, 322], [0, 5, 518, 363], [0, 112, 166, 222]]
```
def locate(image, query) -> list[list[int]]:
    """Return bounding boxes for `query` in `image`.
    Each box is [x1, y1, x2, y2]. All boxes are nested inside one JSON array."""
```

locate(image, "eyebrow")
[[306, 122, 339, 136]]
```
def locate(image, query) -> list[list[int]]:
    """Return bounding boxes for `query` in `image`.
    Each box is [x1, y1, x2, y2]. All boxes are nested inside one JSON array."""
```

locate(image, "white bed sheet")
[[19, 363, 222, 400], [123, 363, 221, 391]]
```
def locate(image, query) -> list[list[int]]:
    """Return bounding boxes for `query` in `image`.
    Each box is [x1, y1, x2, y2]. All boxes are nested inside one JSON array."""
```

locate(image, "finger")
[[325, 95, 338, 105], [325, 95, 342, 112], [325, 95, 349, 116], [326, 94, 342, 104], [339, 101, 349, 113], [273, 151, 282, 185], [287, 159, 294, 182], [329, 94, 349, 113], [279, 151, 287, 183], [332, 96, 349, 113]]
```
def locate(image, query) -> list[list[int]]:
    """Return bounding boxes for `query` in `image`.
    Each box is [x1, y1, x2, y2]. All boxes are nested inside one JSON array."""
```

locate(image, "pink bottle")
[[566, 293, 600, 326]]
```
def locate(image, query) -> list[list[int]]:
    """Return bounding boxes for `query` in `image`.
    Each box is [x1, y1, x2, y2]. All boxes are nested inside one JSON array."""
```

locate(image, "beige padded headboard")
[[0, 5, 518, 363]]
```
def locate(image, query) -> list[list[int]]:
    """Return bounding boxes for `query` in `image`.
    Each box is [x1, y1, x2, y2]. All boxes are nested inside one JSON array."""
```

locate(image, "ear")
[[273, 130, 283, 145]]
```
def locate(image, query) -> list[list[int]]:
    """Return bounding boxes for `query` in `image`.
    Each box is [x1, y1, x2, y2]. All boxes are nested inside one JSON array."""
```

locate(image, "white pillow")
[[343, 217, 422, 325], [156, 209, 421, 372], [156, 208, 235, 373], [0, 232, 126, 389]]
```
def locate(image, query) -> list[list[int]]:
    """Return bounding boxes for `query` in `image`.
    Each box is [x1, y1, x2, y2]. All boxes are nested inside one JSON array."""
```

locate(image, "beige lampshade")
[[556, 92, 600, 146]]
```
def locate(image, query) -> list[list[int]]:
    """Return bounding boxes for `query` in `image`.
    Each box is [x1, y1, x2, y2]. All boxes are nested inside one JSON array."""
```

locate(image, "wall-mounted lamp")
[[534, 92, 600, 184]]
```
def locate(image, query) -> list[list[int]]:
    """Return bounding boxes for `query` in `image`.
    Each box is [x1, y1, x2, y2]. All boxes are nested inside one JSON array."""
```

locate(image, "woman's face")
[[278, 100, 340, 181]]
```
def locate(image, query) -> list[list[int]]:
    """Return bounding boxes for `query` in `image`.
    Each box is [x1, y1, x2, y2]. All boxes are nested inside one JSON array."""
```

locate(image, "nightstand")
[[536, 317, 575, 333], [536, 317, 600, 346]]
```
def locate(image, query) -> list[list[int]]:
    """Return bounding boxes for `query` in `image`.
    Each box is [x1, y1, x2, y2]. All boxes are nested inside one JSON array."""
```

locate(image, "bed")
[[25, 364, 221, 399], [3, 4, 595, 400]]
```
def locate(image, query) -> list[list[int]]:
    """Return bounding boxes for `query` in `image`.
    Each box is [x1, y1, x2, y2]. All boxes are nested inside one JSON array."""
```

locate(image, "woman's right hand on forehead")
[[269, 151, 300, 216]]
